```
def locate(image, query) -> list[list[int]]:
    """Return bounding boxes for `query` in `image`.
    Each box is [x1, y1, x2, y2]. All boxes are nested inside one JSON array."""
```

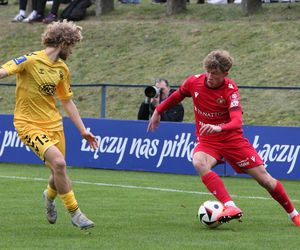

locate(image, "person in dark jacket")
[[138, 79, 184, 122]]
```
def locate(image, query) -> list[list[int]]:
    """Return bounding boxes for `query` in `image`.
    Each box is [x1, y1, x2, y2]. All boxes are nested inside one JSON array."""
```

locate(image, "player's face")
[[59, 44, 74, 61], [205, 69, 228, 88]]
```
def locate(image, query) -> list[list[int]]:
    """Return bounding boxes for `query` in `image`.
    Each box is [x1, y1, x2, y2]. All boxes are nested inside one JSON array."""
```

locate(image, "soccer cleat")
[[71, 210, 95, 230], [291, 214, 300, 227], [217, 206, 243, 224], [43, 189, 57, 224], [12, 13, 26, 22]]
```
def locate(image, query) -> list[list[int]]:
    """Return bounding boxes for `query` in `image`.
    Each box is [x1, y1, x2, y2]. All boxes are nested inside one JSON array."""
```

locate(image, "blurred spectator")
[[12, 0, 38, 22], [11, 0, 61, 23], [24, 0, 61, 23], [152, 0, 189, 4], [60, 0, 92, 21], [120, 0, 141, 4], [151, 0, 165, 4], [138, 79, 184, 122], [43, 0, 61, 23], [0, 0, 8, 5]]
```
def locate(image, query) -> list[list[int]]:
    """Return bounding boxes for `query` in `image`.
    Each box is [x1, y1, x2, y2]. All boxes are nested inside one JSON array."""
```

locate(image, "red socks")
[[202, 173, 294, 214], [201, 171, 232, 204], [268, 180, 294, 213]]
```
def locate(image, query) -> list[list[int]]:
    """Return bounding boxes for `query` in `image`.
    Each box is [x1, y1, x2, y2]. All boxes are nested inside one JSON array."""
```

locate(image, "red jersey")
[[156, 73, 262, 172], [179, 74, 243, 142]]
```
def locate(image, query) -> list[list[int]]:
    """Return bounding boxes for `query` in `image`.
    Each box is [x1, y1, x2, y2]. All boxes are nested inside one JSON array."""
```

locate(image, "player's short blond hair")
[[42, 20, 82, 47], [203, 50, 234, 73]]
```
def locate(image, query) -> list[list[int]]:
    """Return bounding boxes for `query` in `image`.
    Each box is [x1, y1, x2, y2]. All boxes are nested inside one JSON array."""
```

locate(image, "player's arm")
[[0, 67, 8, 79], [219, 89, 243, 131], [200, 109, 242, 135], [220, 109, 242, 131], [147, 89, 185, 132], [156, 89, 185, 114], [61, 99, 98, 150]]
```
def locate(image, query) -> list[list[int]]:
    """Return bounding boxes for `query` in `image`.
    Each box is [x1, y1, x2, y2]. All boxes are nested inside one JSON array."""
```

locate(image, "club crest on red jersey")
[[216, 97, 226, 105]]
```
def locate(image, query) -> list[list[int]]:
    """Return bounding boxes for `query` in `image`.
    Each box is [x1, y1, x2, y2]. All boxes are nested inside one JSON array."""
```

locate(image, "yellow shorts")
[[15, 125, 66, 161]]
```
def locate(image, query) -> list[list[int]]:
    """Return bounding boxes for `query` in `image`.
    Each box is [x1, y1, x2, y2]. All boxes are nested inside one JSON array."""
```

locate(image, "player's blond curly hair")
[[42, 20, 82, 47], [203, 50, 234, 73]]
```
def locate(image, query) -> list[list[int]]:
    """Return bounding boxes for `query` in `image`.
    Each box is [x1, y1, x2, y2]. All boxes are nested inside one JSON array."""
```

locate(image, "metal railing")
[[1, 82, 300, 118]]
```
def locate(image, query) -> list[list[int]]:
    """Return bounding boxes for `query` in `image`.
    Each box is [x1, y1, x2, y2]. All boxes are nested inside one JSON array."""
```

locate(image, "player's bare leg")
[[44, 146, 94, 229]]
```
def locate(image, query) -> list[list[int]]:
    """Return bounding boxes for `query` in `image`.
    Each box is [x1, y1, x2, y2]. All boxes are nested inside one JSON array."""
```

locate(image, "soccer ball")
[[197, 200, 224, 228]]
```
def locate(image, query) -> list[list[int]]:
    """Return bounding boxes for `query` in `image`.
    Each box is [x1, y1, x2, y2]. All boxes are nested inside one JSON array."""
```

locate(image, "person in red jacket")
[[148, 50, 300, 226]]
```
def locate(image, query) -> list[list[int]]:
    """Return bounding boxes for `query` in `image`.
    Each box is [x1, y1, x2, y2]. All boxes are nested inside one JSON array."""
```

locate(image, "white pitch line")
[[0, 175, 298, 202]]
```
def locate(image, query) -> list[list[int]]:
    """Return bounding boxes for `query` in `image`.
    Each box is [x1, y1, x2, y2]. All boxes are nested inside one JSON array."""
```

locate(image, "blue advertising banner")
[[63, 117, 202, 175], [0, 114, 299, 180], [0, 114, 41, 165], [244, 125, 300, 180]]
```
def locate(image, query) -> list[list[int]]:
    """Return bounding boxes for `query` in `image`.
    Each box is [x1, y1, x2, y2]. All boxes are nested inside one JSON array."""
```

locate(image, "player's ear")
[[59, 42, 69, 49], [58, 43, 65, 50]]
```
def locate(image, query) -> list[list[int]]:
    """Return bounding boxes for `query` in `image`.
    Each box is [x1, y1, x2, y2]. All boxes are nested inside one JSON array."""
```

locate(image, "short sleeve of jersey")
[[56, 69, 73, 100], [179, 75, 195, 97], [1, 55, 28, 75]]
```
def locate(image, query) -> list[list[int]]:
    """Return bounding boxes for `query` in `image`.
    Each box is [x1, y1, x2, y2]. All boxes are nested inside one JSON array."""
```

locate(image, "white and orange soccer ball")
[[197, 200, 224, 228]]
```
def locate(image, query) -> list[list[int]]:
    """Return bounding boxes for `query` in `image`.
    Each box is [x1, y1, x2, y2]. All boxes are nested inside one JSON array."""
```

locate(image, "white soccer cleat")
[[71, 209, 95, 230], [43, 189, 57, 224]]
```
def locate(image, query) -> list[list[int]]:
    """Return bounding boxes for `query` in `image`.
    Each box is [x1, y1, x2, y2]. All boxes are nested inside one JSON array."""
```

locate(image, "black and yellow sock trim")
[[59, 190, 79, 213]]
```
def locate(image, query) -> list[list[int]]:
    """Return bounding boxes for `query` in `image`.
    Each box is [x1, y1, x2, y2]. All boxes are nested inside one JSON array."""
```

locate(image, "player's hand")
[[81, 130, 98, 150], [200, 124, 222, 136], [147, 110, 161, 132]]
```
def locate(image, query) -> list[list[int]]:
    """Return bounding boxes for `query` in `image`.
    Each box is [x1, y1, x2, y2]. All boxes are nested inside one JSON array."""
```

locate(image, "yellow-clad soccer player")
[[0, 20, 98, 230]]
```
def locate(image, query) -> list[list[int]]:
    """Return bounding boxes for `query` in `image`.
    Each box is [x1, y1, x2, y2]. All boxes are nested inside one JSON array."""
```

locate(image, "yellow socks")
[[59, 190, 79, 213], [47, 184, 57, 201], [47, 185, 79, 214]]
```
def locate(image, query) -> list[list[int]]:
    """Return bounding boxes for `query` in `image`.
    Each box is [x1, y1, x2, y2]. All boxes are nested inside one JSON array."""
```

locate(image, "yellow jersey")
[[1, 50, 73, 131]]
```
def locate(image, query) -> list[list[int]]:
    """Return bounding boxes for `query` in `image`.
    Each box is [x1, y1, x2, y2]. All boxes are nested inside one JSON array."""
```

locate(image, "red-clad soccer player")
[[148, 50, 300, 226]]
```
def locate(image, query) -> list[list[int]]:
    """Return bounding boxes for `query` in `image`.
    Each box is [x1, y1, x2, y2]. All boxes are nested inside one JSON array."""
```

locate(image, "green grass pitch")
[[0, 163, 299, 249]]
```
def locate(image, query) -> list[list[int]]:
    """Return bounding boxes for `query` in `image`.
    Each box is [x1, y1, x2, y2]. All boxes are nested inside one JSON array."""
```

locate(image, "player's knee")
[[51, 158, 66, 172], [193, 158, 210, 175]]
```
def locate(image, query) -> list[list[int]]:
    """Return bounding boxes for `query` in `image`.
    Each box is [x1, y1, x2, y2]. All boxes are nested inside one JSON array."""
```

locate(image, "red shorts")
[[193, 137, 264, 173]]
